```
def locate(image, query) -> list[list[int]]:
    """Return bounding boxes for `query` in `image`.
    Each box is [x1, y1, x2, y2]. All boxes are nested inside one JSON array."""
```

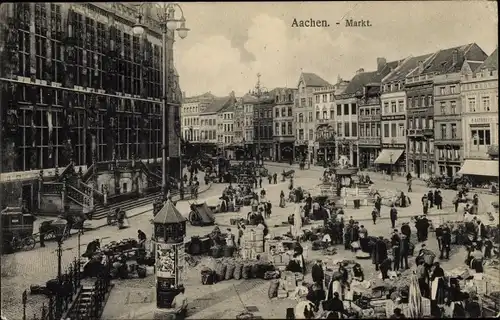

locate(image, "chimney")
[[356, 68, 365, 75], [418, 61, 424, 73], [337, 74, 342, 84], [452, 49, 459, 65], [377, 57, 387, 72]]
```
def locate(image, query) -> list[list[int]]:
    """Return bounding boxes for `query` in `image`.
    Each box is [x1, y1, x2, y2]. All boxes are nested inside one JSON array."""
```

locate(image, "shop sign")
[[381, 115, 405, 121], [470, 117, 496, 124], [382, 143, 406, 149]]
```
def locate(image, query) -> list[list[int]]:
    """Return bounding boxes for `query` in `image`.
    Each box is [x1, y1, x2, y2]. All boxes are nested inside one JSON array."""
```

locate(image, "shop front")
[[374, 148, 405, 175], [294, 141, 308, 163], [273, 140, 295, 162], [458, 159, 499, 185]]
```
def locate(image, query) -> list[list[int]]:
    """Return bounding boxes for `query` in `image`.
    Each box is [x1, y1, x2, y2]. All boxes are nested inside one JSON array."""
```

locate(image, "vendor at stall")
[[351, 263, 364, 282]]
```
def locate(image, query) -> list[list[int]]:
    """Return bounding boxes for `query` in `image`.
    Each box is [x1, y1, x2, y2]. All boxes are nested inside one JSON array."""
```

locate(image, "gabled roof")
[[298, 72, 331, 87], [183, 92, 216, 103], [479, 48, 498, 71], [467, 61, 484, 73], [153, 199, 186, 224], [407, 43, 487, 77], [200, 96, 233, 115], [342, 61, 398, 96], [383, 54, 433, 83]]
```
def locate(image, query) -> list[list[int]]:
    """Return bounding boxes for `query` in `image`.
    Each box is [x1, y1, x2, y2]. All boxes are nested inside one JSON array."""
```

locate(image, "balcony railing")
[[358, 137, 381, 145], [423, 128, 434, 136], [358, 97, 380, 106], [316, 136, 336, 143], [358, 114, 381, 122]]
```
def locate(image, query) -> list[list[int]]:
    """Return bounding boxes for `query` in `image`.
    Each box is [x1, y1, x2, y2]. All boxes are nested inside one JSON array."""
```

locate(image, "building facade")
[[295, 72, 331, 163], [242, 94, 256, 156], [312, 78, 349, 163], [460, 48, 499, 180], [253, 95, 274, 160], [380, 54, 432, 175], [358, 84, 382, 170], [0, 2, 184, 198], [199, 96, 234, 153], [433, 72, 463, 176], [406, 44, 487, 178], [217, 103, 235, 159], [181, 92, 215, 143], [272, 88, 296, 162]]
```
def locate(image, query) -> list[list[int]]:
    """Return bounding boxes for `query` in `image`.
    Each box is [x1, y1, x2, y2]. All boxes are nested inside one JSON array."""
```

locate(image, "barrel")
[[224, 246, 234, 257]]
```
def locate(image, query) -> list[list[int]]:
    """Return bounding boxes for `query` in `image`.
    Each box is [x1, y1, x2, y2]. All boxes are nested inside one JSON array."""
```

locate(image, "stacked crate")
[[240, 228, 264, 260]]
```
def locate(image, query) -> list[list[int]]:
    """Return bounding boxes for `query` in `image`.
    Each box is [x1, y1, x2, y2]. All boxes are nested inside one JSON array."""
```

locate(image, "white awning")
[[458, 159, 499, 177], [374, 149, 405, 165]]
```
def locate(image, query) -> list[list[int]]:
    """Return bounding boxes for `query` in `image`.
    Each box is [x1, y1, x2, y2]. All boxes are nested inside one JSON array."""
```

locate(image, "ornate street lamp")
[[132, 3, 189, 200]]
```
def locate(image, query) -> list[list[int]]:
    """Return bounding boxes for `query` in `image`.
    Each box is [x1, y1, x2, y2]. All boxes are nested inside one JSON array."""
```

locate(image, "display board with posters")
[[156, 242, 176, 279], [155, 242, 185, 286]]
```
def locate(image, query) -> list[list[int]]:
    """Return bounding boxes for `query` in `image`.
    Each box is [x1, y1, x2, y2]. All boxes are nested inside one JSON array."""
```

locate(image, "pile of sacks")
[[200, 257, 275, 285]]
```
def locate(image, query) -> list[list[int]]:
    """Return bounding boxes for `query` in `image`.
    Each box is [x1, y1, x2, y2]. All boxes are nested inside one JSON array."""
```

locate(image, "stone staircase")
[[92, 191, 161, 220]]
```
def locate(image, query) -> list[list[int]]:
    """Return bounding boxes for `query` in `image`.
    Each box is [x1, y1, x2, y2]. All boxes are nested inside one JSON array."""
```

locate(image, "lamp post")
[[389, 152, 394, 180], [51, 216, 67, 320], [133, 3, 189, 201]]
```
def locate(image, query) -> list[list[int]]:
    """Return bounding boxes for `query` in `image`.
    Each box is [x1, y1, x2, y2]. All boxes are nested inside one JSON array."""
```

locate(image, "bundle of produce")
[[264, 270, 281, 280], [257, 263, 275, 278], [268, 279, 280, 299], [225, 264, 236, 280], [233, 263, 243, 280], [312, 240, 326, 251], [236, 312, 254, 319], [355, 251, 371, 259], [242, 264, 252, 279], [322, 247, 337, 256]]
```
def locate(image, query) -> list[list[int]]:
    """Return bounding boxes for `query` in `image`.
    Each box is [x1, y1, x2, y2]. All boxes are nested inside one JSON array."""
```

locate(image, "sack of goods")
[[215, 262, 228, 282], [264, 270, 281, 280], [233, 263, 243, 280], [225, 264, 236, 280]]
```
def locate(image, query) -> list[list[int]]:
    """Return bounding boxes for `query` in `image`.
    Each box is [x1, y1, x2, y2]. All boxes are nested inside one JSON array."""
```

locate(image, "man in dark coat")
[[373, 236, 388, 271], [434, 190, 442, 210], [391, 230, 401, 271], [311, 260, 325, 287], [375, 195, 382, 216], [400, 234, 410, 270], [440, 228, 451, 260], [390, 205, 398, 229], [401, 222, 411, 238], [427, 190, 434, 208]]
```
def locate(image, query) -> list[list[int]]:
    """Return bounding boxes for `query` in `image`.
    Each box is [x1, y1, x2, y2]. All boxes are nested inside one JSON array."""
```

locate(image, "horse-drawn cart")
[[2, 207, 37, 253]]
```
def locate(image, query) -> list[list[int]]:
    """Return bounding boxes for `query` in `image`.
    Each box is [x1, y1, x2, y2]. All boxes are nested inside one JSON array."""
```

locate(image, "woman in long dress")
[[430, 262, 446, 306], [280, 190, 286, 208], [292, 204, 304, 240]]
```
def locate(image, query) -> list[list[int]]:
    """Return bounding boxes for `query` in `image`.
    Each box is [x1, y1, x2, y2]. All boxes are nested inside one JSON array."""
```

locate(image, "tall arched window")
[[299, 113, 304, 122]]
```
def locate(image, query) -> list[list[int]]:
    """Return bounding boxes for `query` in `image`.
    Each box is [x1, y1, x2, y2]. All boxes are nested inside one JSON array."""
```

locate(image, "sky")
[[167, 1, 498, 98]]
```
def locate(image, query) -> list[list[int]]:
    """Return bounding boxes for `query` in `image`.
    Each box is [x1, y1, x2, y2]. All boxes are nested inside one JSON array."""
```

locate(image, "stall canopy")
[[374, 149, 404, 165], [458, 159, 499, 177]]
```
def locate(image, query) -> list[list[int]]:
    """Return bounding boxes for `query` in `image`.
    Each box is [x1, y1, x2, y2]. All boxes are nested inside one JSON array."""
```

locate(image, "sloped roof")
[[201, 96, 233, 115], [467, 61, 484, 73], [153, 199, 186, 224], [242, 93, 259, 104], [383, 54, 433, 83], [407, 43, 487, 77], [479, 48, 498, 71], [300, 72, 332, 87], [342, 60, 399, 96]]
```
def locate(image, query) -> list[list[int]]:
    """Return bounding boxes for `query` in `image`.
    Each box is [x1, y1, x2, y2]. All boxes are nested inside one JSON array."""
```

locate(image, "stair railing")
[[55, 163, 74, 182], [41, 182, 64, 194], [67, 185, 94, 210], [80, 163, 95, 183], [79, 181, 104, 206]]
